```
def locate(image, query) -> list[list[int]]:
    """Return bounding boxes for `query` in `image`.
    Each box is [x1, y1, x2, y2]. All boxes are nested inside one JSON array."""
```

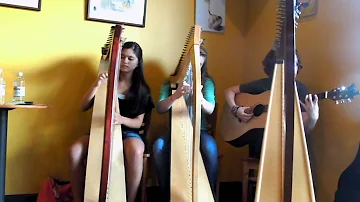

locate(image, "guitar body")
[[220, 83, 359, 143], [220, 91, 271, 142]]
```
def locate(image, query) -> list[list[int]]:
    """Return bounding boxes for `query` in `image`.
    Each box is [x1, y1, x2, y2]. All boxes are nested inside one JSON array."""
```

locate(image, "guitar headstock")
[[327, 83, 360, 104]]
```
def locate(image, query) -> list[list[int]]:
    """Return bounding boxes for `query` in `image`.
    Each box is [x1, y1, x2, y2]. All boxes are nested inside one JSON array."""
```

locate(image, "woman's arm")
[[201, 97, 214, 115], [157, 81, 191, 114], [115, 113, 145, 129], [201, 80, 216, 115], [81, 73, 108, 111], [157, 95, 176, 114]]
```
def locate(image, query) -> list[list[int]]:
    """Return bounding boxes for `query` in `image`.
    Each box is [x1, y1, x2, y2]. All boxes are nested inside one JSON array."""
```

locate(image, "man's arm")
[[224, 85, 253, 122], [224, 85, 241, 108]]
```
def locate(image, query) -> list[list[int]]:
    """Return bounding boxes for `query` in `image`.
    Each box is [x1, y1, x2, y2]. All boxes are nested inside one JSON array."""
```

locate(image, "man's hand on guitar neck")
[[300, 94, 319, 133], [300, 94, 319, 120]]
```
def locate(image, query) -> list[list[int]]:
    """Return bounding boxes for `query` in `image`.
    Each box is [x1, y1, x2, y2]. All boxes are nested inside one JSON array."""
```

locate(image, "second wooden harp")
[[169, 25, 214, 202]]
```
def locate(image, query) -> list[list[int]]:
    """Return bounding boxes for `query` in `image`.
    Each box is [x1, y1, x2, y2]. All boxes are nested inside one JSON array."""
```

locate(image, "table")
[[0, 104, 48, 202]]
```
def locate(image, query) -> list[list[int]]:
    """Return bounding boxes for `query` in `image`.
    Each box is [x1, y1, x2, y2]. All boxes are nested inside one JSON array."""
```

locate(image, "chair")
[[207, 103, 223, 202], [242, 157, 259, 202]]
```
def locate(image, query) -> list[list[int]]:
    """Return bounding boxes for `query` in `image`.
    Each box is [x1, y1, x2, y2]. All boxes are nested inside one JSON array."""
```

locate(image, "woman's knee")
[[152, 135, 169, 156], [68, 135, 89, 161], [124, 138, 145, 162], [200, 132, 218, 157]]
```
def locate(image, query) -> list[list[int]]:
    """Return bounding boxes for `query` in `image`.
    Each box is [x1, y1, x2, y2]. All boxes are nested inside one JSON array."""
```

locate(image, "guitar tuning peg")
[[340, 99, 345, 104], [348, 98, 352, 103], [335, 100, 339, 104]]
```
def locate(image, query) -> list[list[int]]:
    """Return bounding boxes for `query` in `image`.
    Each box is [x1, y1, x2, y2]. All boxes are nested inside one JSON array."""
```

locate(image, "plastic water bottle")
[[13, 72, 25, 103], [0, 69, 5, 104]]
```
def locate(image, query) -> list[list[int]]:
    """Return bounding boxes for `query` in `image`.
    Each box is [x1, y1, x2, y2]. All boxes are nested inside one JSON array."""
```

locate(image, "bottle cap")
[[18, 72, 23, 77]]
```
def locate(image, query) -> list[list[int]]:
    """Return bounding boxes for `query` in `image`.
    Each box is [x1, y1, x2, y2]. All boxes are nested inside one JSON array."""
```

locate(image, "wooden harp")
[[83, 25, 127, 202], [169, 25, 214, 202], [254, 0, 316, 201]]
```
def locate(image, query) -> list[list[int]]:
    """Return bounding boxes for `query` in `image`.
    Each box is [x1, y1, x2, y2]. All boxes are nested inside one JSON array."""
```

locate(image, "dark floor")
[[5, 182, 256, 202]]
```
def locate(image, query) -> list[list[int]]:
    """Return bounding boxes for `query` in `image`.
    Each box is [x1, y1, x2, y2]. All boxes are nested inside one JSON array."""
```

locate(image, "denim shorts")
[[122, 130, 143, 142], [86, 130, 143, 142]]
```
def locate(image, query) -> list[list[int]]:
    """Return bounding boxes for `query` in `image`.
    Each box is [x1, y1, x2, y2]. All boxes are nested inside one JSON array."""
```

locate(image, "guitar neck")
[[315, 91, 327, 100]]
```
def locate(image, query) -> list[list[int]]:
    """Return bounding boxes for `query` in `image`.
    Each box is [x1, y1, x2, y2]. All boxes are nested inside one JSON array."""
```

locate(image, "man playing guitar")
[[224, 49, 319, 159]]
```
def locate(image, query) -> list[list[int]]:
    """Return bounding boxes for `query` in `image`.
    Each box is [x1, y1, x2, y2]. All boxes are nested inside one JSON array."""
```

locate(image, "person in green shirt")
[[152, 46, 218, 201]]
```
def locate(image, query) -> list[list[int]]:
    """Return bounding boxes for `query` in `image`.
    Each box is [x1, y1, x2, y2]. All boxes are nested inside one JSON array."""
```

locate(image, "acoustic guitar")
[[220, 83, 360, 142]]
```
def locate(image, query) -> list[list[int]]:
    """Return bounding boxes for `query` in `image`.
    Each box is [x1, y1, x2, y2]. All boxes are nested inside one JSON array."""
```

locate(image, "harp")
[[254, 0, 316, 201], [83, 25, 127, 202], [169, 25, 214, 202]]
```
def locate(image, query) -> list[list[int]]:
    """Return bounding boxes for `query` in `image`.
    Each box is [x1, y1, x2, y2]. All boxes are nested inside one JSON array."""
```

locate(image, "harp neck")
[[170, 25, 202, 86]]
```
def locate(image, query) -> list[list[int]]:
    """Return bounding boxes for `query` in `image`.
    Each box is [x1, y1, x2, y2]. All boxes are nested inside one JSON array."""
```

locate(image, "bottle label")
[[14, 86, 25, 96], [0, 84, 5, 96]]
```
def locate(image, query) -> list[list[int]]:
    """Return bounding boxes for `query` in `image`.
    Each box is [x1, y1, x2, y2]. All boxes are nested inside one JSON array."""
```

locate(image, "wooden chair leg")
[[242, 162, 249, 202], [141, 153, 150, 202]]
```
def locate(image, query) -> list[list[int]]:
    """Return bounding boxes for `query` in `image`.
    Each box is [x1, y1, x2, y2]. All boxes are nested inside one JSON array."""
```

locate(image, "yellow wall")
[[0, 0, 245, 194], [242, 0, 360, 201]]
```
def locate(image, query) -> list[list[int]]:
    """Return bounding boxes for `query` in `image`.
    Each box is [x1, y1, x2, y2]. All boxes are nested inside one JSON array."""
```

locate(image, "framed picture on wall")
[[0, 0, 41, 11], [196, 0, 226, 33], [299, 0, 318, 19], [87, 0, 147, 28]]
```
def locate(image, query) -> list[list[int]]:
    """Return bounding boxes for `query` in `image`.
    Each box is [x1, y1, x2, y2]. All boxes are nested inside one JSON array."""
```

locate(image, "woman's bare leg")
[[68, 135, 89, 202], [123, 137, 144, 202]]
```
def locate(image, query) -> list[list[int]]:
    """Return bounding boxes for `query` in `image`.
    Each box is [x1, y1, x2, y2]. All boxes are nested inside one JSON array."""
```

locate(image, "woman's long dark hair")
[[199, 46, 213, 85], [122, 41, 151, 113]]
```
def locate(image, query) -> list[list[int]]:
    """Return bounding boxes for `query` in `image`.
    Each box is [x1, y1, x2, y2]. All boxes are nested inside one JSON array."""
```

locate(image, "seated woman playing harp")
[[152, 46, 218, 201], [224, 49, 319, 159], [68, 41, 155, 202]]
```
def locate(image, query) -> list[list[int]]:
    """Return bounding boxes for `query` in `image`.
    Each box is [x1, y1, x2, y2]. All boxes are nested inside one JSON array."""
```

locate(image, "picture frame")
[[0, 0, 41, 11], [299, 0, 318, 19], [86, 0, 147, 28], [196, 0, 226, 33]]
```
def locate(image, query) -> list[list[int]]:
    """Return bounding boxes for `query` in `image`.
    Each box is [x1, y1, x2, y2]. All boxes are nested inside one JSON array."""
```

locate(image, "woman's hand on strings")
[[114, 113, 125, 125], [300, 94, 319, 121], [236, 107, 253, 122], [172, 81, 192, 100], [95, 73, 108, 87]]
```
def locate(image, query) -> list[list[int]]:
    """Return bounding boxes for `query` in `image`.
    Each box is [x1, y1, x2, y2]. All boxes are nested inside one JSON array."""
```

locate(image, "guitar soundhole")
[[253, 104, 265, 117]]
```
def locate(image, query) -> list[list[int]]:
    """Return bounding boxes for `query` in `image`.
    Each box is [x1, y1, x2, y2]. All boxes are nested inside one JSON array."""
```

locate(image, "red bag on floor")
[[37, 177, 73, 202]]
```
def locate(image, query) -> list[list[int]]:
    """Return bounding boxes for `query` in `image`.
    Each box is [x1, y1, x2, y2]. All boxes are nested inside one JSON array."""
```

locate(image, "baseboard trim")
[[5, 194, 38, 202]]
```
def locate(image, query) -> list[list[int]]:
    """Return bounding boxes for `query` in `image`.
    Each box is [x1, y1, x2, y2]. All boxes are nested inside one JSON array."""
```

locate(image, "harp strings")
[[183, 61, 195, 177]]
